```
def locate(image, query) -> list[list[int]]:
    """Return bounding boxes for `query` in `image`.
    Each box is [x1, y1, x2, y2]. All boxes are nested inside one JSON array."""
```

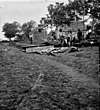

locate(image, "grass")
[[0, 42, 99, 110]]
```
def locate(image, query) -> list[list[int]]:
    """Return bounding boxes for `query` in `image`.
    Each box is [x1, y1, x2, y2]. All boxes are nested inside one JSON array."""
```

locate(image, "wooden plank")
[[22, 45, 38, 48], [26, 46, 54, 53], [22, 43, 48, 50]]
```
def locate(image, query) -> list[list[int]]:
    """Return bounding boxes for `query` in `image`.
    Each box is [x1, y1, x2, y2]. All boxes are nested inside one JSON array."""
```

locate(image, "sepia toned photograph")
[[0, 0, 100, 110]]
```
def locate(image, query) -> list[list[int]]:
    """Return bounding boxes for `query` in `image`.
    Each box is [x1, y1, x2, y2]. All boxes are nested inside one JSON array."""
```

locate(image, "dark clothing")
[[59, 31, 65, 47], [60, 36, 65, 47], [52, 32, 56, 39], [77, 31, 82, 42], [86, 32, 91, 39], [72, 37, 76, 43], [67, 37, 70, 42], [30, 37, 32, 44]]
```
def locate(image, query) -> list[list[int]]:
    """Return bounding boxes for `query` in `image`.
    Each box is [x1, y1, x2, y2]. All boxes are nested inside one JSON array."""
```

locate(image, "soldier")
[[29, 32, 33, 44], [67, 30, 72, 46], [59, 29, 65, 47], [77, 29, 82, 42]]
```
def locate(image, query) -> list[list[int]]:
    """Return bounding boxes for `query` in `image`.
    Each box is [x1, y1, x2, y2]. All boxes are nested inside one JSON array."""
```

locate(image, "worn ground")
[[0, 42, 99, 110]]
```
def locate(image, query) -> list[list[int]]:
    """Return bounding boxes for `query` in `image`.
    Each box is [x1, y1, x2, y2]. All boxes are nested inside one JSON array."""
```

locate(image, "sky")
[[0, 0, 92, 40], [0, 0, 69, 40]]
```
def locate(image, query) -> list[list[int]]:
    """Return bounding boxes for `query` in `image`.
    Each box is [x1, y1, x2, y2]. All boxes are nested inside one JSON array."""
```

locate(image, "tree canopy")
[[40, 0, 100, 29], [68, 0, 100, 23], [68, 0, 100, 36], [48, 2, 70, 27], [40, 2, 73, 28], [3, 21, 21, 41], [22, 20, 37, 40]]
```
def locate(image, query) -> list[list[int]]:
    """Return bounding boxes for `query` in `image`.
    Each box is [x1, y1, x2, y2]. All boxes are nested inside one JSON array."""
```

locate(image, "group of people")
[[58, 28, 83, 47], [29, 26, 91, 46]]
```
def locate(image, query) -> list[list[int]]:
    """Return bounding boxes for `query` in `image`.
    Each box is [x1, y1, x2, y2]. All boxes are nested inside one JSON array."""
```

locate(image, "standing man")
[[77, 29, 83, 42], [29, 32, 33, 44], [67, 30, 72, 46], [59, 29, 65, 47]]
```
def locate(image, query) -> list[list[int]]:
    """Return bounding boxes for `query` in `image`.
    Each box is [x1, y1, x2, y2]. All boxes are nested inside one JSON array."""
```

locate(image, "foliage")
[[3, 21, 21, 41], [40, 1, 83, 28], [39, 17, 49, 30], [87, 0, 100, 20], [40, 0, 100, 29], [68, 0, 89, 16], [94, 23, 100, 35], [22, 20, 36, 40], [66, 0, 100, 37], [43, 2, 71, 27], [68, 0, 100, 20]]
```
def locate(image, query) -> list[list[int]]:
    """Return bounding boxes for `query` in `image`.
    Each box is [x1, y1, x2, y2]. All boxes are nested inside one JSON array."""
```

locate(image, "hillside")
[[0, 43, 99, 110]]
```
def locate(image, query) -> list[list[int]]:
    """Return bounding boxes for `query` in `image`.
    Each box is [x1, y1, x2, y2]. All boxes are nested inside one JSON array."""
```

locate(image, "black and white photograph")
[[0, 0, 100, 110]]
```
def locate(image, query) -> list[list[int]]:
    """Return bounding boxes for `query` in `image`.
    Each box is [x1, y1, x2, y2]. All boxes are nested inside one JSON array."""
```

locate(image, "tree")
[[22, 20, 37, 41], [3, 21, 21, 41], [47, 2, 71, 28], [68, 0, 100, 36], [67, 0, 91, 39], [87, 0, 100, 37], [94, 23, 100, 36]]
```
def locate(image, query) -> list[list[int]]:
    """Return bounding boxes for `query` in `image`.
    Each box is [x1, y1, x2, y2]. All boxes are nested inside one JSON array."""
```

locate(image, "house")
[[58, 21, 87, 32], [58, 21, 87, 39], [30, 21, 87, 44], [30, 27, 47, 44], [70, 21, 87, 31]]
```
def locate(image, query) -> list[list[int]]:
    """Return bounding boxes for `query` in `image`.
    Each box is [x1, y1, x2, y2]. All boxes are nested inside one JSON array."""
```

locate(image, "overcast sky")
[[0, 0, 69, 40]]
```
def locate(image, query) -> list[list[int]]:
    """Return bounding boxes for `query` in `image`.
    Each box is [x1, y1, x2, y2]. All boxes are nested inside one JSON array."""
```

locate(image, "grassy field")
[[0, 42, 99, 110]]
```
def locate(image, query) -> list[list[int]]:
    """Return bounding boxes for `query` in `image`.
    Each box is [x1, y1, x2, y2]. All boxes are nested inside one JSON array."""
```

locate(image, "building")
[[30, 27, 47, 44], [58, 21, 87, 39], [70, 21, 87, 31]]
